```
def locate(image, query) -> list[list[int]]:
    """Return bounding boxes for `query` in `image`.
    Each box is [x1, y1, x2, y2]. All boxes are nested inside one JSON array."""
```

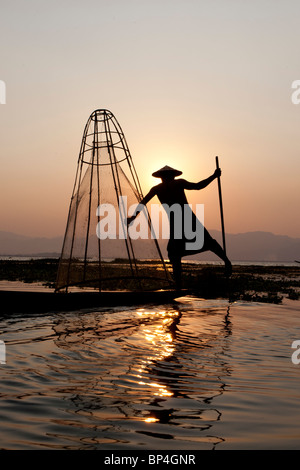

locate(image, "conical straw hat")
[[152, 165, 182, 178]]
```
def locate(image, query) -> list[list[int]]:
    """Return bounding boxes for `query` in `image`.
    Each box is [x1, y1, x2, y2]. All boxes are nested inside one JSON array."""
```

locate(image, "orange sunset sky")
[[0, 0, 299, 239]]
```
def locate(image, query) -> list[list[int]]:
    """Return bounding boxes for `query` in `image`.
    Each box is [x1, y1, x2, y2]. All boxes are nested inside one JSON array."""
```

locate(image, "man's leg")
[[167, 238, 185, 290], [209, 238, 232, 276], [182, 229, 232, 276], [169, 254, 182, 290]]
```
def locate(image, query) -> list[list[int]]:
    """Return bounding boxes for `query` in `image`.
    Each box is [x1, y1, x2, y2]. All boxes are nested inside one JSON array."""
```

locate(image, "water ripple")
[[0, 298, 300, 449]]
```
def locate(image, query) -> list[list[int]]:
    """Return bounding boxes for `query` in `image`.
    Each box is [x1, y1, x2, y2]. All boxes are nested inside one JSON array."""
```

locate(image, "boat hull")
[[0, 289, 180, 315]]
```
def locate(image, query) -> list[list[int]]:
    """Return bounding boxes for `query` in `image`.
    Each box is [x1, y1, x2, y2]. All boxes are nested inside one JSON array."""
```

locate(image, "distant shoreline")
[[0, 258, 299, 304], [1, 229, 299, 264], [0, 255, 299, 267]]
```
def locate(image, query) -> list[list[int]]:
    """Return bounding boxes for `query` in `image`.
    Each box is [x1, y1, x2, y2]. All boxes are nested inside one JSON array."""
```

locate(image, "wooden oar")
[[215, 156, 227, 255]]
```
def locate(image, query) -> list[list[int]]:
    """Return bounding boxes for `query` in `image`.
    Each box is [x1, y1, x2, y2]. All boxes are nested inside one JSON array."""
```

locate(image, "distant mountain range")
[[0, 230, 299, 262], [0, 231, 63, 258]]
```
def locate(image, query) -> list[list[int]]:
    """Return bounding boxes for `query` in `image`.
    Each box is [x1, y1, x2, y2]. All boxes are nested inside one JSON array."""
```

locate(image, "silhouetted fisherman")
[[127, 165, 232, 290]]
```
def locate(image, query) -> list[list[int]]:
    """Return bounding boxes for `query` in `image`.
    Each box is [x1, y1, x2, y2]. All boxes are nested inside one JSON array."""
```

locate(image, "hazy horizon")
[[1, 1, 300, 239], [1, 227, 300, 240], [0, 228, 299, 263]]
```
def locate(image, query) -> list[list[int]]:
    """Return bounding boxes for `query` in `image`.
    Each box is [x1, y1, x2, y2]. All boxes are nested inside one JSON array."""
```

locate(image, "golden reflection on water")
[[3, 299, 300, 450], [133, 305, 233, 426], [135, 309, 180, 401], [144, 417, 159, 423], [50, 300, 233, 442]]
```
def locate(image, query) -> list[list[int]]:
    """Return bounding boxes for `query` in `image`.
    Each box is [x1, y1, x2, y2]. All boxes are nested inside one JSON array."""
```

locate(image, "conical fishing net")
[[55, 109, 173, 292]]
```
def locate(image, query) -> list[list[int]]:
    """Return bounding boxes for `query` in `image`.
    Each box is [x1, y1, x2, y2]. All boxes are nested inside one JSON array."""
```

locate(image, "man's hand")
[[127, 215, 136, 226], [214, 167, 221, 179]]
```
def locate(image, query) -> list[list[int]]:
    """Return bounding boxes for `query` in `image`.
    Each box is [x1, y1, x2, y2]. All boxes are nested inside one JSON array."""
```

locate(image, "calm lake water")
[[0, 295, 300, 450]]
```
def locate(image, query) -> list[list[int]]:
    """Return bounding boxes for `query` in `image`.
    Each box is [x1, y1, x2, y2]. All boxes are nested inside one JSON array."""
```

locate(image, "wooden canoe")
[[0, 289, 182, 315]]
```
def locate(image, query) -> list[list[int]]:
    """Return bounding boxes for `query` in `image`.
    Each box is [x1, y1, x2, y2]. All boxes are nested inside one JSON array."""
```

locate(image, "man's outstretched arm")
[[127, 186, 157, 225], [182, 168, 221, 190]]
